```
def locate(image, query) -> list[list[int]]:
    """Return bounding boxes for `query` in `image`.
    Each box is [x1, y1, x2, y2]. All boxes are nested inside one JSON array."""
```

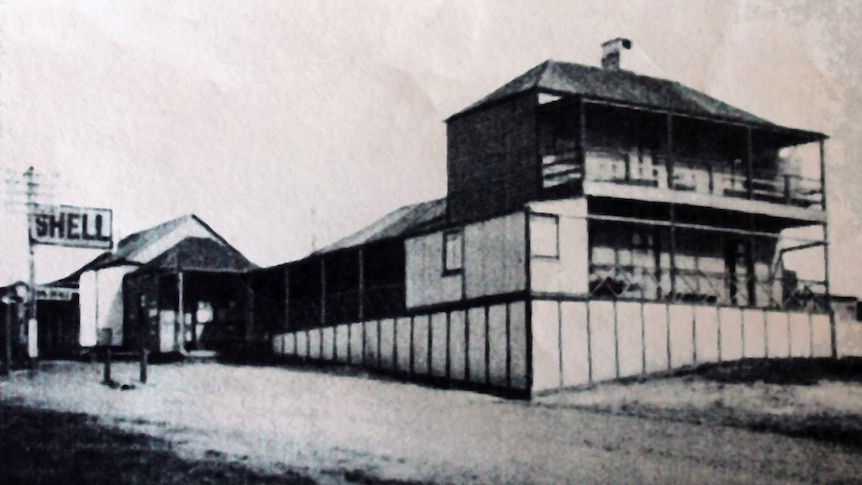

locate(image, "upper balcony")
[[543, 150, 823, 209], [537, 97, 827, 224]]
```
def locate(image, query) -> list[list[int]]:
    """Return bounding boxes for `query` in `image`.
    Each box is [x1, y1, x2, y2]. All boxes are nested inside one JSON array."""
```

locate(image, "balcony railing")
[[589, 262, 828, 311], [542, 150, 824, 209]]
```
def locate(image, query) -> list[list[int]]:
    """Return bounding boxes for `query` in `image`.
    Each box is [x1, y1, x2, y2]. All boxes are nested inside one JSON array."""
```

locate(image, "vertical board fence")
[[272, 300, 530, 396], [530, 298, 830, 395], [273, 297, 831, 398]]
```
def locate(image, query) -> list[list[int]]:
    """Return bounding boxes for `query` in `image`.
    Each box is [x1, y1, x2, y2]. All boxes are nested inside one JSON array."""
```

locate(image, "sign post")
[[27, 200, 113, 380]]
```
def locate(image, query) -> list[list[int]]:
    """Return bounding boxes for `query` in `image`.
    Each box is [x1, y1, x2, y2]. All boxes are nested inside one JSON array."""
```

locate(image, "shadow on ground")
[[670, 357, 862, 386], [0, 404, 422, 484]]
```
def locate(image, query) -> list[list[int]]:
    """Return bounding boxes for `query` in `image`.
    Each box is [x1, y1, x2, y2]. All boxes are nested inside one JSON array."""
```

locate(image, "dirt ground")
[[537, 359, 862, 449], [2, 360, 862, 484]]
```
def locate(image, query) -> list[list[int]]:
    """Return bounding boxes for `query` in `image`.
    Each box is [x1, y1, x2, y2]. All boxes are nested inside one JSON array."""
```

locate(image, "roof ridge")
[[116, 213, 194, 246], [447, 61, 552, 120]]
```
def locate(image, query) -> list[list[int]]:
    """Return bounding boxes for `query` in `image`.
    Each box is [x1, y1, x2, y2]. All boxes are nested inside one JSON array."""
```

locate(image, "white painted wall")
[[78, 270, 97, 347], [405, 233, 463, 307], [837, 322, 862, 357], [405, 212, 526, 308], [464, 213, 526, 299], [467, 307, 486, 384], [413, 315, 430, 375], [528, 199, 589, 296], [834, 301, 862, 357], [78, 265, 137, 347]]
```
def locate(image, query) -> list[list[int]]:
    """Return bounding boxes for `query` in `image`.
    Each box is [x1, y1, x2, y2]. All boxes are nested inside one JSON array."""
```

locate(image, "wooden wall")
[[405, 212, 526, 309], [447, 92, 539, 224]]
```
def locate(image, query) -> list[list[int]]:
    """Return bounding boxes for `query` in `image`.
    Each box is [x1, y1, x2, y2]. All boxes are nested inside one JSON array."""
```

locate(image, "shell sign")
[[30, 204, 113, 249]]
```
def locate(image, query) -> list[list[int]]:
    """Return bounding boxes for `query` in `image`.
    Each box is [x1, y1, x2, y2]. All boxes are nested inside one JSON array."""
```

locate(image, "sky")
[[0, 0, 861, 294]]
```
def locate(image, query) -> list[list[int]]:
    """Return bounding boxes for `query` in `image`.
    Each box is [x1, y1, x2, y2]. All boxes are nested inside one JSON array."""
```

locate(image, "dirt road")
[[2, 361, 860, 483]]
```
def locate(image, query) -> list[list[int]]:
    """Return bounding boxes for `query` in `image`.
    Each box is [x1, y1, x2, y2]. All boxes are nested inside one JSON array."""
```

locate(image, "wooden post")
[[666, 113, 674, 189], [320, 257, 326, 359], [284, 267, 290, 332], [140, 284, 148, 383], [579, 97, 587, 173], [101, 328, 112, 384], [624, 154, 631, 183], [94, 271, 100, 359], [24, 167, 38, 372], [667, 113, 677, 300], [244, 275, 255, 343], [746, 127, 754, 200], [139, 341, 148, 383], [708, 164, 714, 194], [747, 129, 757, 307], [320, 257, 327, 326], [358, 248, 365, 321], [3, 298, 12, 376], [819, 139, 836, 358], [177, 271, 185, 353]]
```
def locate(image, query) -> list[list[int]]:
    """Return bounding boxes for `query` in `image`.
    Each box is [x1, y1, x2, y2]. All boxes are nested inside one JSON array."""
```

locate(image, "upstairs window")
[[443, 230, 463, 274], [530, 214, 560, 259]]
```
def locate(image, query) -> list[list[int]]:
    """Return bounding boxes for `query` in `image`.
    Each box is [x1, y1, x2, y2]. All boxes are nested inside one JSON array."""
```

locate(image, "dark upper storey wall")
[[448, 93, 812, 225], [446, 91, 539, 224]]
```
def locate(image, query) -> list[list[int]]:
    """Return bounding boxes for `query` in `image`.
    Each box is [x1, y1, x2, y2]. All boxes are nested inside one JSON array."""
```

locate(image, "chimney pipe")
[[601, 37, 632, 70]]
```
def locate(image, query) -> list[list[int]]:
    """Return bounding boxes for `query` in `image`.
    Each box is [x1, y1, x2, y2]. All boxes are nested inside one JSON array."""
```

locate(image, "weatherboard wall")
[[529, 299, 829, 395], [447, 91, 539, 224], [79, 265, 137, 347], [405, 212, 526, 309], [527, 199, 590, 296]]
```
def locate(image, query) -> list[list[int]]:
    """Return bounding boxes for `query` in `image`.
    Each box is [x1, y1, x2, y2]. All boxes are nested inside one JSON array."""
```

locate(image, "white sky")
[[1, 0, 860, 294]]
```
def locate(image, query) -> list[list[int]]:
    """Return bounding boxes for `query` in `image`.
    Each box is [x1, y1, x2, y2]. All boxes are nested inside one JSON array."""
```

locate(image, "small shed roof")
[[140, 237, 255, 273], [57, 213, 253, 283]]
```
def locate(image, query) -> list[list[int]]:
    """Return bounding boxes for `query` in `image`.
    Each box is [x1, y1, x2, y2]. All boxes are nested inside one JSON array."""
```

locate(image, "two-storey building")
[[263, 39, 833, 397]]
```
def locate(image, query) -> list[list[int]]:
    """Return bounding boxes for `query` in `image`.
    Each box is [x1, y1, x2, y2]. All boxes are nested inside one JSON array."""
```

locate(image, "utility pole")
[[2, 292, 12, 376], [24, 167, 38, 371], [3, 166, 55, 371]]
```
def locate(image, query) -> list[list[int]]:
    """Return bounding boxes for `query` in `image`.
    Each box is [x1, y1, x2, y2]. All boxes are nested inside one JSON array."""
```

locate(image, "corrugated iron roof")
[[450, 60, 779, 127], [142, 237, 255, 272], [316, 198, 446, 254], [57, 214, 254, 282]]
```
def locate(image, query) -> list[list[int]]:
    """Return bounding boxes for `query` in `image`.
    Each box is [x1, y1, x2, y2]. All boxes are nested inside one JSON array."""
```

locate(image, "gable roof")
[[449, 60, 823, 139], [315, 198, 447, 254], [141, 237, 256, 272], [58, 214, 251, 282]]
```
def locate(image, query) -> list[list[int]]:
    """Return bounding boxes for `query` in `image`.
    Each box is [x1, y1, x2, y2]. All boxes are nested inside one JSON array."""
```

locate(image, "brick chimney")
[[601, 37, 632, 70]]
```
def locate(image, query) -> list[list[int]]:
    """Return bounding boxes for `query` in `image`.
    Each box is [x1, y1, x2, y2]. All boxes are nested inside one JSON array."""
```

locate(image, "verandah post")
[[819, 139, 835, 358], [666, 113, 677, 301]]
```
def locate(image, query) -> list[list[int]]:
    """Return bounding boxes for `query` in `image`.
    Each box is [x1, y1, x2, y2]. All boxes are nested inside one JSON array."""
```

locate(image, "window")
[[443, 230, 463, 274], [530, 214, 560, 258]]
